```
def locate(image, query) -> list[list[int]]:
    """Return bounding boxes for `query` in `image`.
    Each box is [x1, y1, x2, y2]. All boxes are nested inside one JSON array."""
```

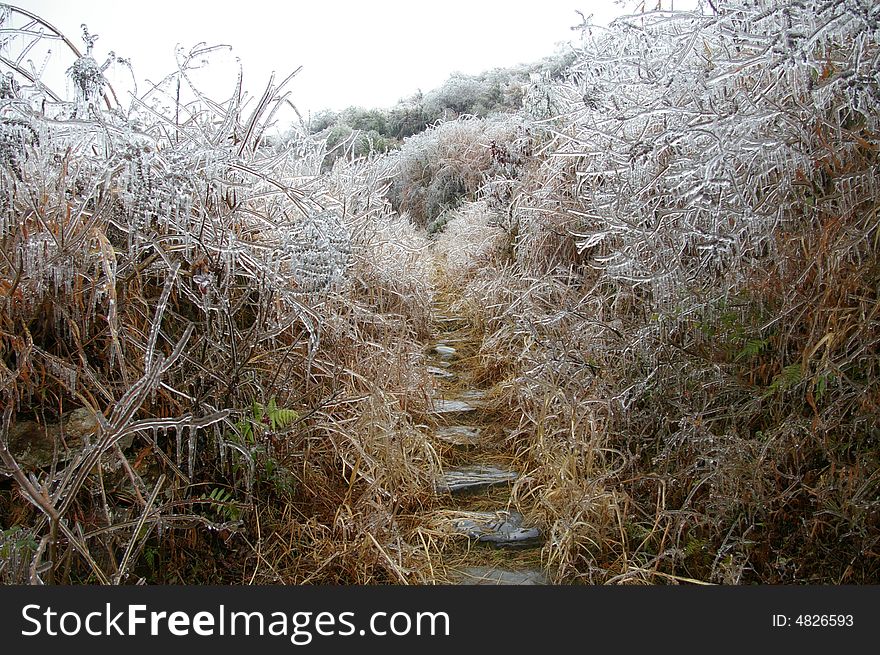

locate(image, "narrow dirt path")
[[423, 289, 549, 585]]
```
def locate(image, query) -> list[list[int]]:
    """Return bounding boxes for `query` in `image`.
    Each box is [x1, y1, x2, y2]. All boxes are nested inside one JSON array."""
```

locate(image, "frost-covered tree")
[[449, 0, 880, 583], [0, 7, 436, 585]]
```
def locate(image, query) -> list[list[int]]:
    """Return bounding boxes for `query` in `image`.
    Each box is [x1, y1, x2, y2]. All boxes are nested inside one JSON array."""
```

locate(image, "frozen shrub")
[[324, 152, 434, 331], [432, 201, 506, 281], [0, 8, 437, 584], [446, 0, 880, 583], [389, 114, 534, 228]]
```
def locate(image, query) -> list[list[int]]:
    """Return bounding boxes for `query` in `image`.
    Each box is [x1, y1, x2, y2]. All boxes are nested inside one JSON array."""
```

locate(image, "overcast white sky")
[[14, 1, 697, 117]]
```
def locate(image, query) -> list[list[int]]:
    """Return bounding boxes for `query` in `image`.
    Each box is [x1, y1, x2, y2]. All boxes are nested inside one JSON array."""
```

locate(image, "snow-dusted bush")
[[0, 11, 436, 584], [389, 114, 534, 228], [449, 0, 880, 583], [527, 0, 878, 303], [432, 201, 507, 281], [325, 153, 433, 331]]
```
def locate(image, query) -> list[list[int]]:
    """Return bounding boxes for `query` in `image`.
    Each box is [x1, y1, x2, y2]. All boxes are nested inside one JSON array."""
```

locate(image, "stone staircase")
[[426, 311, 549, 585]]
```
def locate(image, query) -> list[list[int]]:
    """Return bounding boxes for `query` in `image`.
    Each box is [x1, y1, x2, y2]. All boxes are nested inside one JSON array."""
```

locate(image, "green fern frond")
[[768, 363, 803, 394], [230, 397, 298, 444], [266, 397, 299, 431], [201, 487, 239, 521], [735, 337, 768, 361]]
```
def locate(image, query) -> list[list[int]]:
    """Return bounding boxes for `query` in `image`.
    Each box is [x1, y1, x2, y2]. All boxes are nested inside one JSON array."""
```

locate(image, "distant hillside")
[[304, 50, 575, 165]]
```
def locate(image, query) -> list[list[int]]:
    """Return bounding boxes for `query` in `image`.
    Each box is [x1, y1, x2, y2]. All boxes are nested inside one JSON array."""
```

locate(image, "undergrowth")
[[0, 6, 438, 584], [431, 0, 879, 584], [2, 0, 878, 586]]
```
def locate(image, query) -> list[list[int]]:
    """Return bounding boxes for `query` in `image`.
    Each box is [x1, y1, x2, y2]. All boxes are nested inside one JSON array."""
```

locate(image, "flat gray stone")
[[427, 366, 455, 380], [436, 465, 518, 493], [458, 389, 487, 404], [431, 399, 476, 415], [434, 425, 481, 445], [450, 511, 543, 549], [434, 344, 457, 359], [5, 408, 102, 470], [436, 336, 468, 344], [452, 567, 549, 585]]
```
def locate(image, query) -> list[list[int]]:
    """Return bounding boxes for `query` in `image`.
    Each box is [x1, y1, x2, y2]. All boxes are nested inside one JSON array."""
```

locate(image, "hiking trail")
[[422, 289, 549, 585]]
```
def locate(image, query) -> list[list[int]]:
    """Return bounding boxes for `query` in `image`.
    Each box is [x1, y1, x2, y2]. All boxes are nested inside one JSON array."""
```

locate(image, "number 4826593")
[[795, 615, 853, 627]]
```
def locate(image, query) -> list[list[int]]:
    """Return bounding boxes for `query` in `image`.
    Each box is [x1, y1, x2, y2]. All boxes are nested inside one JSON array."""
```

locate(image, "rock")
[[450, 510, 543, 549], [4, 408, 100, 470], [431, 399, 476, 415], [64, 408, 101, 439], [458, 389, 487, 404], [3, 408, 138, 472], [436, 465, 518, 493], [452, 567, 549, 585], [434, 425, 481, 445], [433, 344, 457, 359], [427, 366, 455, 380]]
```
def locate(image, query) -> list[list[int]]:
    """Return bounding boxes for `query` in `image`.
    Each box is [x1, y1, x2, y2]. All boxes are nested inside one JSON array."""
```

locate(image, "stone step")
[[451, 567, 549, 585], [434, 425, 482, 446], [458, 389, 487, 404], [435, 336, 468, 344], [427, 365, 455, 380], [430, 399, 477, 415], [433, 344, 458, 359], [436, 465, 518, 493], [449, 510, 544, 550]]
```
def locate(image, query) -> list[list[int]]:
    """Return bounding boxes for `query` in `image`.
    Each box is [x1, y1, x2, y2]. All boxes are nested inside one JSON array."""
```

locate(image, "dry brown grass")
[[0, 10, 442, 585], [427, 0, 880, 584]]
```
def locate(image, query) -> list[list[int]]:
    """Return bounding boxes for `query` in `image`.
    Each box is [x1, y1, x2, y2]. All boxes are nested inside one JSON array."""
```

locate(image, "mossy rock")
[[4, 408, 119, 470]]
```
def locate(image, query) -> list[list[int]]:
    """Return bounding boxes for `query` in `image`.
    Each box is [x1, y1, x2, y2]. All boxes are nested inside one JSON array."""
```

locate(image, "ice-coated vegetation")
[[0, 6, 436, 584], [434, 0, 879, 583], [1, 0, 877, 585]]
